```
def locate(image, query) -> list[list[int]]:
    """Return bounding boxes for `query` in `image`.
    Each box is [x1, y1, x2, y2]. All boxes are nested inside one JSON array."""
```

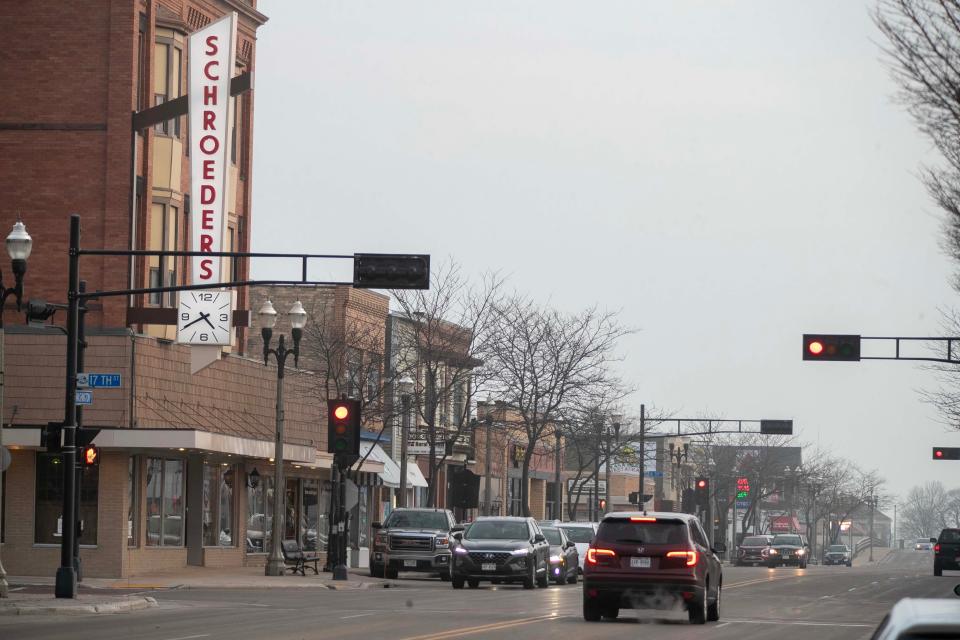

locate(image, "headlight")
[[510, 548, 530, 556], [549, 555, 562, 563], [796, 549, 805, 556], [435, 536, 449, 546], [454, 547, 469, 555], [769, 548, 778, 555]]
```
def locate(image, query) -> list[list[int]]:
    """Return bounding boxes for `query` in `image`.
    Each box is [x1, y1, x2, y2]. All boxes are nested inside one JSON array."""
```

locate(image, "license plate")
[[403, 560, 418, 568], [630, 556, 651, 568], [481, 563, 497, 571]]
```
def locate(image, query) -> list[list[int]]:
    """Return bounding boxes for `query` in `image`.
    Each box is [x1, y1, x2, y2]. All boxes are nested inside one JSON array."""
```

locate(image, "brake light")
[[935, 543, 941, 553], [630, 517, 657, 522], [586, 548, 616, 564], [666, 550, 698, 566]]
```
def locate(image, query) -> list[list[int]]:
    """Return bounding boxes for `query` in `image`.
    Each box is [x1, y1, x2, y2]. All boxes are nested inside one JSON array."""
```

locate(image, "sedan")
[[542, 526, 579, 584]]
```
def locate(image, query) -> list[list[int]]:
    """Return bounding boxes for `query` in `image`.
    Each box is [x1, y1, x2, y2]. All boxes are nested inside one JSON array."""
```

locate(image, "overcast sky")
[[251, 1, 960, 505]]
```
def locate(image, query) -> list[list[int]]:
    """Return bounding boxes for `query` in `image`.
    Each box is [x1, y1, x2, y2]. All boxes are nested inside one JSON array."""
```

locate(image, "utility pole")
[[638, 404, 646, 510], [484, 412, 493, 516], [553, 425, 562, 520], [868, 495, 876, 563]]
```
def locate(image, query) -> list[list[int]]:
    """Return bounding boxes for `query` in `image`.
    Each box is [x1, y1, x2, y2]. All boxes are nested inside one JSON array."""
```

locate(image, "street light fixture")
[[397, 375, 414, 508], [260, 300, 307, 577], [0, 218, 31, 599]]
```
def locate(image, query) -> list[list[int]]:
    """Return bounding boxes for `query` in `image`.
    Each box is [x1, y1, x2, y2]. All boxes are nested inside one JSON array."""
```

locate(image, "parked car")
[[582, 511, 725, 624], [823, 544, 853, 566], [767, 533, 810, 568], [370, 508, 457, 580], [541, 526, 579, 584], [870, 591, 960, 639], [735, 534, 774, 566], [916, 538, 936, 551], [934, 529, 960, 576], [449, 516, 551, 589], [559, 522, 598, 573]]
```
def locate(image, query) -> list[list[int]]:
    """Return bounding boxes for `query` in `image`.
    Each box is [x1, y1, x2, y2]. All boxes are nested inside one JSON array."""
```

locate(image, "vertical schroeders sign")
[[188, 12, 237, 285]]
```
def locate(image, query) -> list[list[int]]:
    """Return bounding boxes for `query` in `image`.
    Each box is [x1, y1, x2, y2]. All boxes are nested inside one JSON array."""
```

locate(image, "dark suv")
[[582, 512, 724, 625], [450, 517, 551, 589], [767, 533, 810, 568], [823, 544, 852, 567], [370, 508, 456, 580], [736, 534, 774, 566], [934, 528, 960, 576]]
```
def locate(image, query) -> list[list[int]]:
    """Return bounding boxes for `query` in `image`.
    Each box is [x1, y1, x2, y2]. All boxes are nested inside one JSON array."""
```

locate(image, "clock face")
[[177, 290, 233, 345]]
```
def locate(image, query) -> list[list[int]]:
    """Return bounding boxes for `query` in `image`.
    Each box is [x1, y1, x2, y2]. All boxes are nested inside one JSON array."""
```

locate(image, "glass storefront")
[[203, 463, 236, 547], [246, 474, 274, 553], [35, 452, 98, 545], [146, 457, 184, 547]]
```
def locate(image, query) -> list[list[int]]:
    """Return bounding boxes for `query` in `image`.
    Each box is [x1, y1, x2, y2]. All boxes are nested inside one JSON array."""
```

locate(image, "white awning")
[[361, 441, 427, 488]]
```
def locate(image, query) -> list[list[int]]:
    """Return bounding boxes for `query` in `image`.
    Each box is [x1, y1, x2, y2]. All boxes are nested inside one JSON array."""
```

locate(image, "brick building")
[[0, 1, 381, 578]]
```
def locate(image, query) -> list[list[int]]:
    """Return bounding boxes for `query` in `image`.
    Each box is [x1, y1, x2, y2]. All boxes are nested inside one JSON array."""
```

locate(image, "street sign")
[[75, 390, 93, 405], [735, 500, 750, 509], [77, 373, 121, 389], [568, 478, 606, 494], [643, 470, 664, 478], [1, 445, 10, 472], [407, 443, 431, 455]]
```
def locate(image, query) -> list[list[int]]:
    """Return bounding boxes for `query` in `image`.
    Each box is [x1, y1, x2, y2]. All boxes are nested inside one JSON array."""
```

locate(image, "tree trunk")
[[521, 446, 535, 517]]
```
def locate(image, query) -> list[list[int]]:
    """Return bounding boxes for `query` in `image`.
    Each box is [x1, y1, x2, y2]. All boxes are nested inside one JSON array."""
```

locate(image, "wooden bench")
[[281, 539, 320, 576]]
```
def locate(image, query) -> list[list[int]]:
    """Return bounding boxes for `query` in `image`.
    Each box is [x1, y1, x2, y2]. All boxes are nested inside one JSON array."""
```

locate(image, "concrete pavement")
[[0, 550, 953, 639]]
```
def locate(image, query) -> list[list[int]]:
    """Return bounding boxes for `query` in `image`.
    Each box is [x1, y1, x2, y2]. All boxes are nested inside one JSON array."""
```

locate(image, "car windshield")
[[559, 526, 595, 543], [542, 528, 563, 545], [828, 545, 848, 552], [741, 536, 769, 546], [465, 521, 529, 540], [596, 519, 687, 544], [772, 535, 802, 546], [940, 530, 960, 543], [383, 511, 449, 530]]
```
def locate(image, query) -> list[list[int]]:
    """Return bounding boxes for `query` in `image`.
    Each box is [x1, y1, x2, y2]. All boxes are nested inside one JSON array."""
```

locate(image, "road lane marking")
[[341, 612, 375, 619], [162, 635, 211, 640], [725, 619, 873, 628], [399, 614, 556, 640]]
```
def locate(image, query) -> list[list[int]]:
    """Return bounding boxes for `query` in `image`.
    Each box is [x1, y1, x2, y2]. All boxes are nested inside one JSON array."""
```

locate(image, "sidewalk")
[[0, 593, 157, 617], [7, 566, 393, 593]]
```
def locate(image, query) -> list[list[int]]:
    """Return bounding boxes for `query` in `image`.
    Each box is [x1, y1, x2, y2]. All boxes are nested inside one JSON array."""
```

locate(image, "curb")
[[0, 596, 157, 616]]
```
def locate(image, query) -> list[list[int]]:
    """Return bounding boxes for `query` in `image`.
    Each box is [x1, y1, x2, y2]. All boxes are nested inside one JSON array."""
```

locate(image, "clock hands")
[[202, 314, 217, 330], [182, 312, 212, 330]]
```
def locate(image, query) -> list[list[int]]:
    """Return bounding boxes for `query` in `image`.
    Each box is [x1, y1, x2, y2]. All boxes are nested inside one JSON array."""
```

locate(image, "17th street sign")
[[76, 373, 121, 389]]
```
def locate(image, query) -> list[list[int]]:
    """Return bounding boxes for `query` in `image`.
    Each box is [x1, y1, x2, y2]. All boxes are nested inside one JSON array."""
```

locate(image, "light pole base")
[[54, 567, 77, 598], [332, 563, 348, 581], [264, 558, 286, 577]]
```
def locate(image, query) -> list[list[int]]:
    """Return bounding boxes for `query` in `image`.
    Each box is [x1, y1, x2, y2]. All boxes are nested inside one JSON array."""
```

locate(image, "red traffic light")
[[808, 341, 824, 356], [696, 479, 708, 489], [802, 334, 861, 361], [936, 449, 944, 458], [333, 405, 350, 421], [933, 447, 960, 460], [327, 399, 361, 456]]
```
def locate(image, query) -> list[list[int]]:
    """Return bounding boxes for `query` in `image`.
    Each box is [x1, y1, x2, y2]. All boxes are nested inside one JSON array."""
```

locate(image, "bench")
[[281, 539, 320, 576]]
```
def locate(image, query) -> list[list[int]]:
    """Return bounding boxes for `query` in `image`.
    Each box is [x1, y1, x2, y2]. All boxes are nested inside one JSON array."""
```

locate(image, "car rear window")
[[542, 528, 563, 545], [828, 545, 848, 552], [741, 536, 769, 546], [384, 511, 449, 530], [596, 519, 687, 544], [939, 530, 960, 543], [559, 526, 595, 543]]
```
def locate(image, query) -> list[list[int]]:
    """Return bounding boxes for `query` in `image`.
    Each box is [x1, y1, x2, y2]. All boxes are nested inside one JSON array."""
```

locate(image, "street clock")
[[177, 290, 233, 345]]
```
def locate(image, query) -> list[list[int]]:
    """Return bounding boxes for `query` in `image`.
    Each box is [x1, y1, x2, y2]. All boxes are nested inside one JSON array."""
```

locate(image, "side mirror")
[[954, 584, 960, 598], [712, 542, 727, 555], [452, 531, 463, 541], [932, 538, 939, 544], [371, 522, 382, 530], [451, 525, 465, 533], [534, 533, 546, 543], [565, 541, 574, 550]]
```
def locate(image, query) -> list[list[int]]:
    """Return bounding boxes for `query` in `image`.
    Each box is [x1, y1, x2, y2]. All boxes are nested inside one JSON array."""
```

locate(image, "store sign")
[[188, 12, 237, 285], [567, 478, 606, 494], [736, 476, 750, 499]]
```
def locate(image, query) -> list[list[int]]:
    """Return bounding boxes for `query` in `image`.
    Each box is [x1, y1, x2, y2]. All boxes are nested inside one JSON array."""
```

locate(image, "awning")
[[361, 441, 427, 488]]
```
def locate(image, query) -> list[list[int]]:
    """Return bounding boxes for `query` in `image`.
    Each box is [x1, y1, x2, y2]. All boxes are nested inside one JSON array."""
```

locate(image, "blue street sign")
[[75, 390, 93, 405], [77, 373, 121, 389], [735, 500, 750, 510], [643, 470, 664, 478]]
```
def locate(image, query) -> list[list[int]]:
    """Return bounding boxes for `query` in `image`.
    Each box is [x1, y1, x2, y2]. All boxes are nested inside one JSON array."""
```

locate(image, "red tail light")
[[666, 550, 698, 566], [586, 548, 616, 565], [935, 543, 941, 553], [630, 517, 657, 522]]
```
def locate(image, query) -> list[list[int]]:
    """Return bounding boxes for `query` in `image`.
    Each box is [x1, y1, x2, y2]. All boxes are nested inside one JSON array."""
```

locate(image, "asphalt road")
[[1, 551, 955, 640]]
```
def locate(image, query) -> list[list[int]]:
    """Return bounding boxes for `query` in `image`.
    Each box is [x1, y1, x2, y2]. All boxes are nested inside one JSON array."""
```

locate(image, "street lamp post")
[[637, 404, 646, 509], [397, 376, 414, 508], [0, 219, 31, 599], [606, 414, 622, 515], [259, 299, 307, 577], [868, 494, 877, 563]]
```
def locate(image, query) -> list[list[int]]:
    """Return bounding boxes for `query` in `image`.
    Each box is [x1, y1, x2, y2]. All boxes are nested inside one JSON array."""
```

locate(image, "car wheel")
[[452, 576, 465, 589], [468, 579, 480, 589], [767, 561, 778, 569], [602, 606, 619, 620], [846, 562, 852, 567], [385, 567, 399, 580], [440, 572, 451, 582], [800, 560, 807, 569], [707, 582, 721, 622], [583, 593, 602, 622], [688, 590, 707, 625], [935, 565, 943, 577], [369, 563, 383, 578], [523, 564, 536, 590], [537, 564, 550, 588], [567, 568, 578, 584]]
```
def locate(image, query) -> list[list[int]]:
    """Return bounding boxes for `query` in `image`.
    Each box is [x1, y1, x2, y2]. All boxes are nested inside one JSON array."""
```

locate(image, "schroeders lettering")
[[197, 34, 220, 281]]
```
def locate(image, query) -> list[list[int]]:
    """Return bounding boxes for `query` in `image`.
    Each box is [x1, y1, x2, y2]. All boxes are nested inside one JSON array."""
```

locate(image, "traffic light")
[[81, 445, 99, 467], [599, 498, 607, 511], [933, 447, 960, 460], [694, 477, 709, 508], [802, 334, 860, 361], [353, 254, 430, 290], [327, 398, 361, 456]]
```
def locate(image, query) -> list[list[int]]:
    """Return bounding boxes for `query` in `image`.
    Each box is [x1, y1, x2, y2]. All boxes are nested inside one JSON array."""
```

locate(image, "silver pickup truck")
[[370, 508, 456, 580]]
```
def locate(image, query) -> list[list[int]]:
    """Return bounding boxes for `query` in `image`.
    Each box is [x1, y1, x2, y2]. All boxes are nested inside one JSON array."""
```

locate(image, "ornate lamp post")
[[260, 299, 307, 577], [396, 375, 414, 508], [0, 219, 31, 599]]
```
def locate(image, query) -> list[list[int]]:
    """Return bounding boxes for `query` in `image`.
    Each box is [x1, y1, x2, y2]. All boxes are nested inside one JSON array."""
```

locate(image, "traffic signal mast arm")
[[638, 418, 793, 438], [804, 334, 960, 364]]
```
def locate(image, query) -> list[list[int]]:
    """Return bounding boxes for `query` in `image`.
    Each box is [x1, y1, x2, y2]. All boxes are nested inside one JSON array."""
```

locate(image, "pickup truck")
[[370, 508, 456, 580], [934, 529, 960, 576]]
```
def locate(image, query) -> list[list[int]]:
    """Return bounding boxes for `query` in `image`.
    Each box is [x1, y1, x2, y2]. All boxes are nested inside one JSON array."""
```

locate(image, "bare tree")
[[901, 480, 949, 537], [391, 260, 505, 507], [487, 296, 632, 517]]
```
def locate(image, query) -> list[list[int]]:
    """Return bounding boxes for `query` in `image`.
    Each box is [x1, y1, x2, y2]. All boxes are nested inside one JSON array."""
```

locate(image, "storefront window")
[[508, 477, 523, 517], [302, 479, 319, 551], [220, 466, 234, 546], [246, 473, 273, 553], [35, 453, 98, 545], [202, 463, 235, 547], [285, 478, 299, 541], [127, 456, 138, 547], [146, 457, 184, 547]]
